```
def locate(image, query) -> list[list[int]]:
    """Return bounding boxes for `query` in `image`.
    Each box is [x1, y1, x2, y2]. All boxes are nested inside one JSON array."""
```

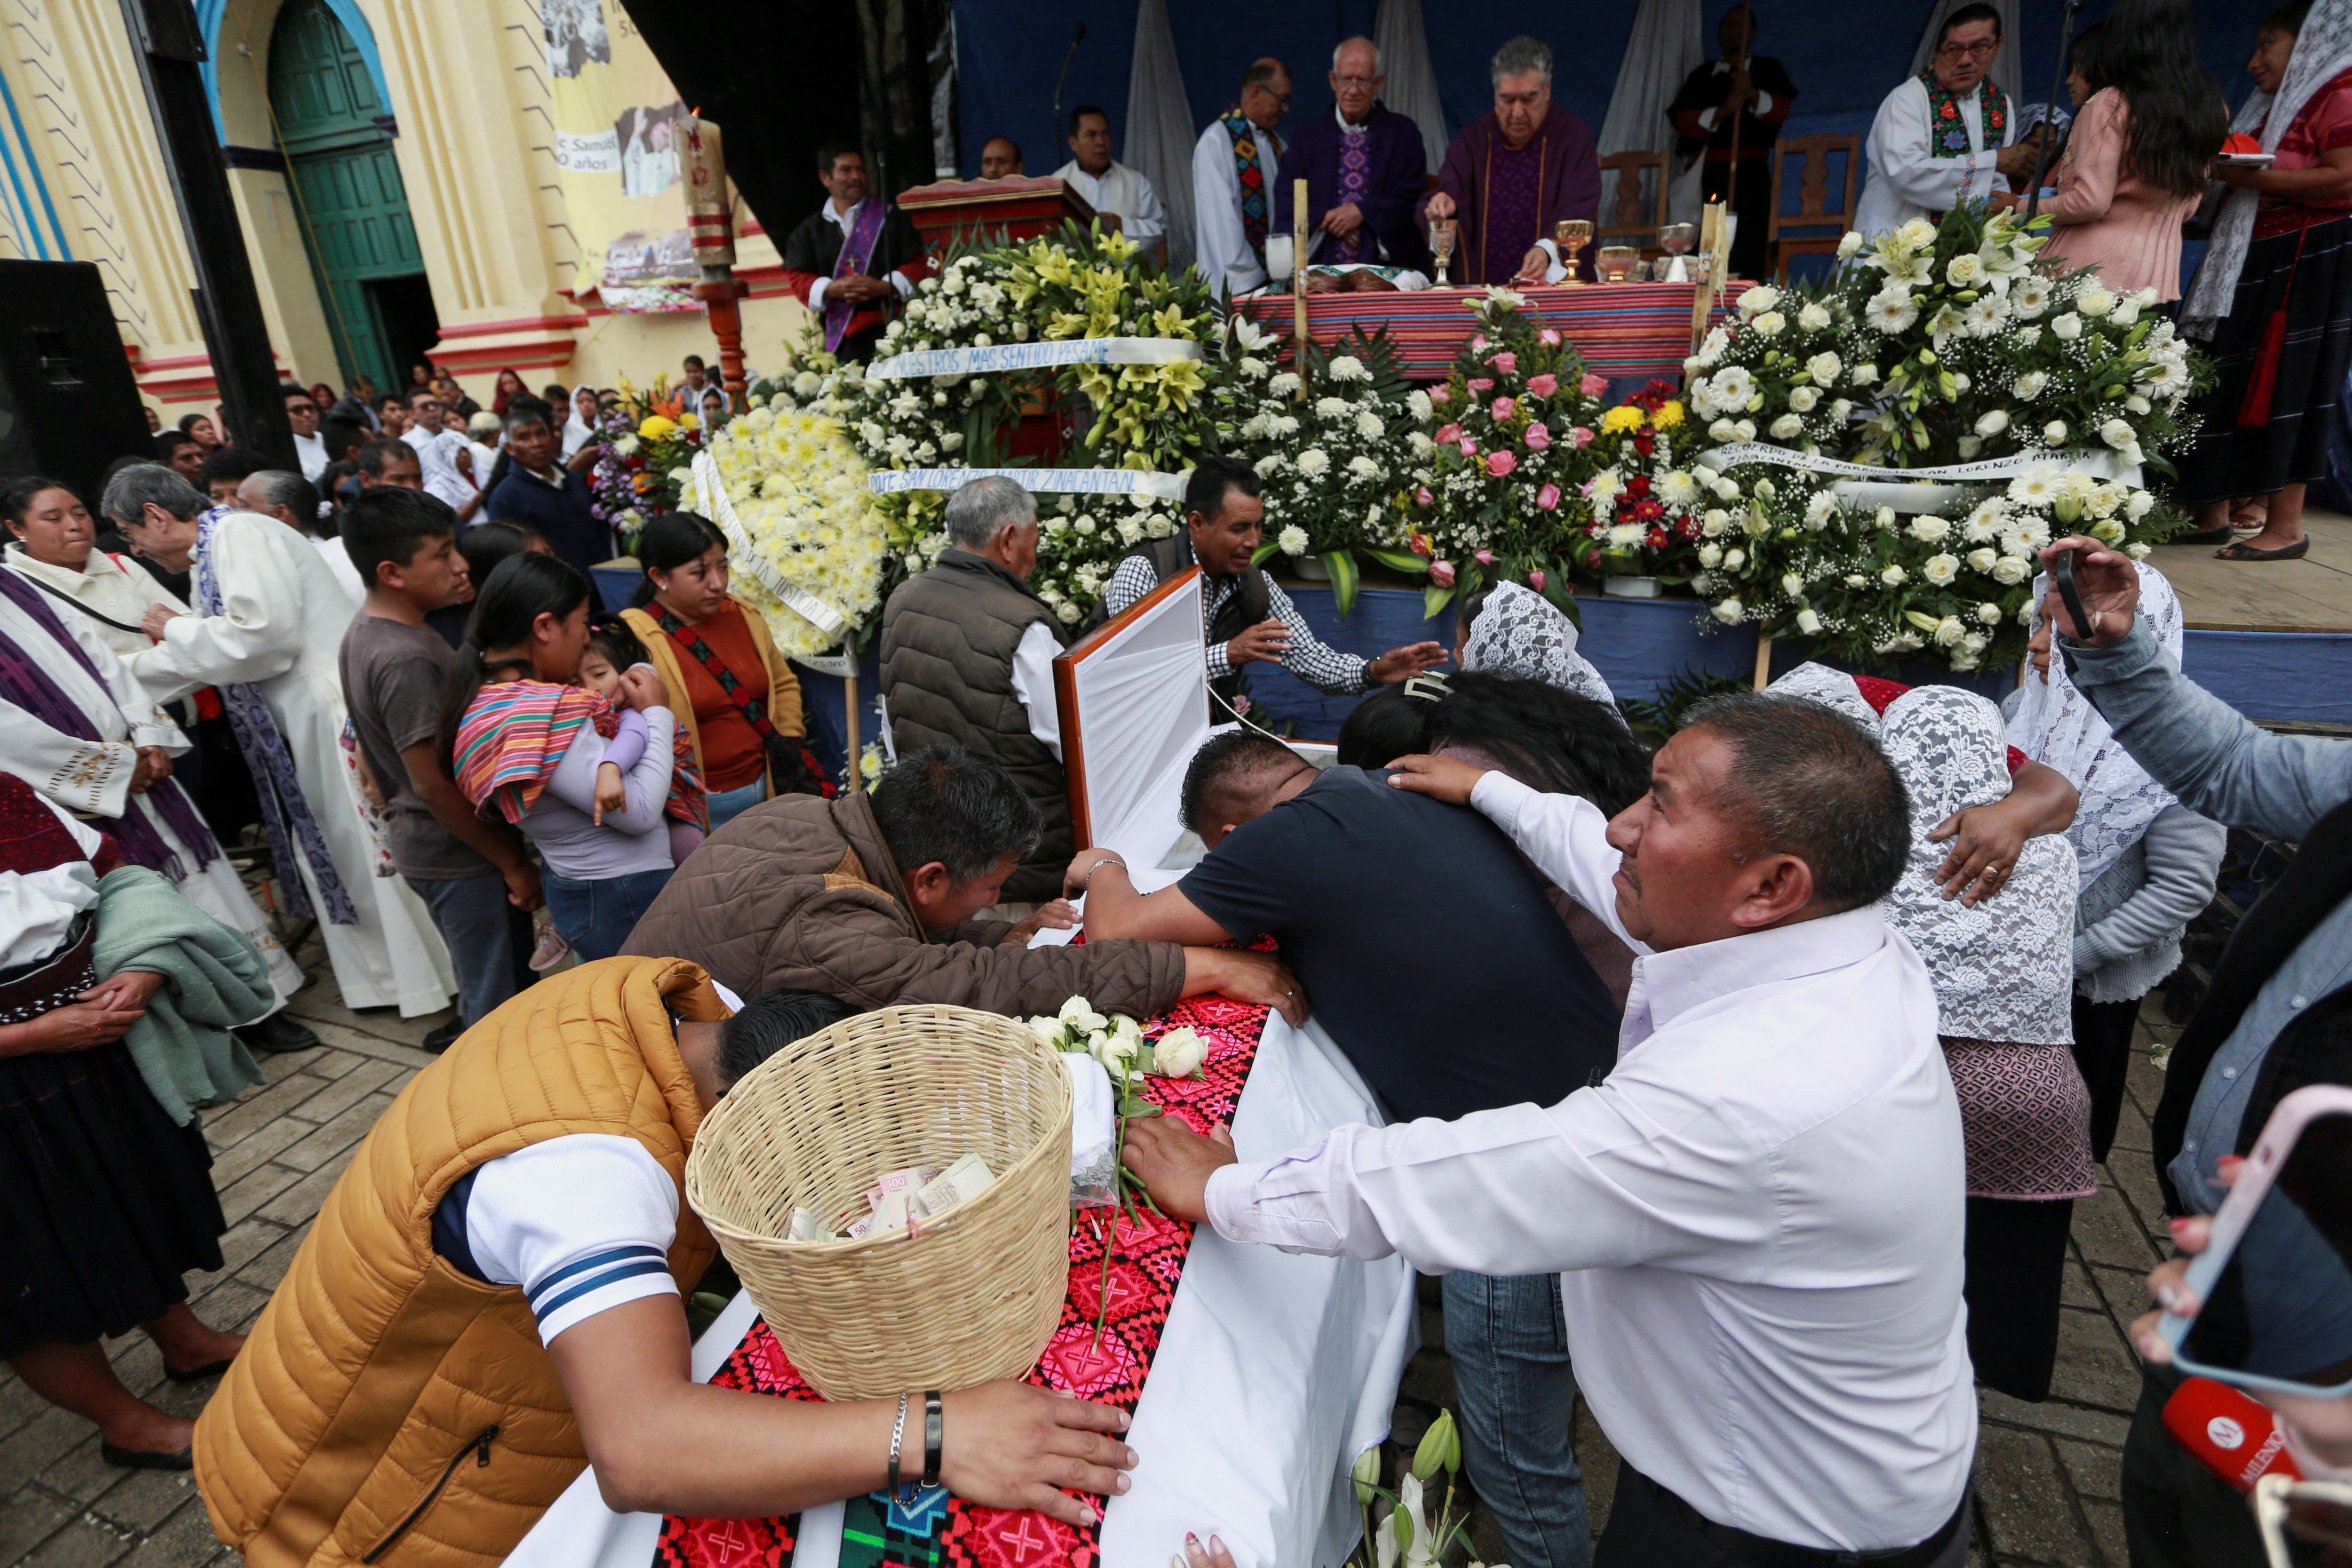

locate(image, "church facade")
[[0, 0, 811, 415]]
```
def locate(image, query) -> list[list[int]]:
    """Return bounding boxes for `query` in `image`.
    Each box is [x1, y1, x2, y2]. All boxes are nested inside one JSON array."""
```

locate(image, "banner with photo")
[[545, 0, 697, 311]]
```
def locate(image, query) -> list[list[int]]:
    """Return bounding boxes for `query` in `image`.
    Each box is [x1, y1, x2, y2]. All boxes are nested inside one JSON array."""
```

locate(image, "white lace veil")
[[2008, 562, 2187, 894], [2181, 0, 2352, 337], [1881, 684, 2078, 1044], [1460, 582, 1622, 715], [1765, 661, 1883, 734]]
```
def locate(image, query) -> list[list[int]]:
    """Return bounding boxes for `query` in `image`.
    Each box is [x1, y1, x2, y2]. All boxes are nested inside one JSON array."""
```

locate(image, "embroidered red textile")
[[653, 992, 1272, 1568]]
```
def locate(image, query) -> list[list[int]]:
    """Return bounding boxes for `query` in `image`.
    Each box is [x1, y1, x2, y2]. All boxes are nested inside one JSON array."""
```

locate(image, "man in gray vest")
[[1100, 455, 1446, 718], [879, 477, 1071, 906]]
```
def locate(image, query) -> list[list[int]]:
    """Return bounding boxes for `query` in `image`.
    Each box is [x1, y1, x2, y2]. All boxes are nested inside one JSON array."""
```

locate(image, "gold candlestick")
[[1293, 176, 1310, 400], [1556, 219, 1593, 287]]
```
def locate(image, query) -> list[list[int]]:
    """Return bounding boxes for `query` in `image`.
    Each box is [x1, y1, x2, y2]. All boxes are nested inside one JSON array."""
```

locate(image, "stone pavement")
[[0, 951, 2186, 1568]]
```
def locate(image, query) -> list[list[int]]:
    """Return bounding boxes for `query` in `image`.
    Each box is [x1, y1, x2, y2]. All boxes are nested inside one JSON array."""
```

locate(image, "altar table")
[[506, 1011, 1415, 1568], [1233, 280, 1752, 382]]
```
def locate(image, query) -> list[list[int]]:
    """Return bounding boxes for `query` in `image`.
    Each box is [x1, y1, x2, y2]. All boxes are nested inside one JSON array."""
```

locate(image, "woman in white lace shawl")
[[1772, 671, 2093, 1401], [2004, 565, 2225, 1164], [1457, 581, 1623, 718]]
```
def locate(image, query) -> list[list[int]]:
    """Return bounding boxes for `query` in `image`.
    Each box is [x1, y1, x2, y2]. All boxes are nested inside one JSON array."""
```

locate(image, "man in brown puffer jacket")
[[624, 745, 1305, 1024]]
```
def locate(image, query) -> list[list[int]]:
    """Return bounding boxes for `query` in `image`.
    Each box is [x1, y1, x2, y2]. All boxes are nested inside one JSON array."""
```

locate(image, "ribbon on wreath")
[[867, 338, 1206, 380]]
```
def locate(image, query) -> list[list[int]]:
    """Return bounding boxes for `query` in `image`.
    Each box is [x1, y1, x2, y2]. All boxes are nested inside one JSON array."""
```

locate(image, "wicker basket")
[[684, 1003, 1074, 1400]]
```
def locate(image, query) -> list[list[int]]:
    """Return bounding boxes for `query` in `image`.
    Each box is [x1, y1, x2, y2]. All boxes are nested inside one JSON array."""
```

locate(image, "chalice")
[[1555, 219, 1594, 287], [1430, 218, 1458, 286], [1659, 222, 1698, 283]]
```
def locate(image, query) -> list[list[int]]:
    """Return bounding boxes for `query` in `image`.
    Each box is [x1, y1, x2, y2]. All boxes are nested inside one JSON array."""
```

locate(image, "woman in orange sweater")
[[2036, 8, 2226, 301]]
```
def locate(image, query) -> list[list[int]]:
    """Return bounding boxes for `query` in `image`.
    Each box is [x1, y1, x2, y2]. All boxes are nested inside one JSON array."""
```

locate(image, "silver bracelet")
[[886, 1392, 909, 1491], [1082, 855, 1130, 890]]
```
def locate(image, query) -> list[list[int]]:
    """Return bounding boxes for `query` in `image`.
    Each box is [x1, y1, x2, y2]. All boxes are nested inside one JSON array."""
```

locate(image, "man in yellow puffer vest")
[[192, 955, 1138, 1566]]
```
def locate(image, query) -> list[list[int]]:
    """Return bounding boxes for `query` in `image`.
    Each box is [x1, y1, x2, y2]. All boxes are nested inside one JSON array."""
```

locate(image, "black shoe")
[[163, 1356, 237, 1385], [100, 1441, 193, 1472], [422, 1018, 465, 1054], [233, 1012, 318, 1055]]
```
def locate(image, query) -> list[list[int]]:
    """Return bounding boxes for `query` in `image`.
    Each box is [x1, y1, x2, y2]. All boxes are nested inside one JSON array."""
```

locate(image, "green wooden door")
[[270, 0, 423, 391]]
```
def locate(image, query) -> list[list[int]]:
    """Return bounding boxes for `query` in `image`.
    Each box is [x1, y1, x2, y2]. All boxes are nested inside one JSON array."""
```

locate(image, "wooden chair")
[[1597, 150, 1670, 251], [1766, 133, 1860, 281]]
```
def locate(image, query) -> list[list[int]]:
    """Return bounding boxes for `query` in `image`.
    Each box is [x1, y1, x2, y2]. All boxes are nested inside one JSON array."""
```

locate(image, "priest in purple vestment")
[[1419, 35, 1601, 286], [1273, 37, 1432, 275]]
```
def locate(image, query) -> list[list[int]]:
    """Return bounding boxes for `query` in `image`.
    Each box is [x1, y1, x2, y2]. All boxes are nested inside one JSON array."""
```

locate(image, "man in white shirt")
[[399, 385, 475, 511], [1192, 58, 1291, 296], [1054, 106, 1166, 255], [1855, 2, 2039, 236], [1125, 693, 1978, 1567], [282, 382, 328, 483], [877, 477, 1073, 908]]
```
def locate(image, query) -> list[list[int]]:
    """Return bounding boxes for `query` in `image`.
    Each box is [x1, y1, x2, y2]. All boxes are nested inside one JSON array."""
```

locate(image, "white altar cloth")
[[507, 1013, 1414, 1568]]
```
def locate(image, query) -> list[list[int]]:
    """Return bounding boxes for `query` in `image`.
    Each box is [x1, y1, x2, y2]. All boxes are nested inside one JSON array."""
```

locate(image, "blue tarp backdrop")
[[953, 0, 2272, 188]]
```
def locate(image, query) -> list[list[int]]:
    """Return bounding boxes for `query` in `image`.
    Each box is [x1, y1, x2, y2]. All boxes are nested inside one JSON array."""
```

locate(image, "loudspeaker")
[[0, 260, 154, 504]]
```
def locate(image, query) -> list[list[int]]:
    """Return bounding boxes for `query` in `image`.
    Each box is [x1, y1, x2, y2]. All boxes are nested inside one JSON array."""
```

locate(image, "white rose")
[[1976, 601, 2004, 624], [1850, 363, 1880, 385], [1806, 352, 1842, 386], [1945, 253, 1986, 287], [1975, 410, 2010, 438], [1922, 553, 1961, 586], [1713, 475, 1741, 500], [1708, 417, 1740, 443], [1880, 564, 1907, 586], [2013, 371, 2048, 401], [1967, 546, 1999, 573], [2100, 418, 2137, 450], [1712, 597, 1746, 624], [1733, 419, 1757, 441], [1798, 302, 1833, 332], [2043, 420, 2069, 445], [1830, 398, 1854, 421], [2126, 541, 2153, 561], [1698, 542, 1723, 567], [1875, 506, 1899, 531], [1723, 548, 1747, 570], [2051, 312, 2083, 341], [1990, 554, 2031, 585], [1796, 607, 1824, 634], [1701, 509, 1730, 537], [2125, 393, 2152, 416], [1769, 413, 1804, 439], [1845, 574, 1869, 587], [1788, 385, 1820, 413], [1781, 572, 1805, 597], [1150, 1027, 1208, 1078], [2111, 299, 2142, 327], [2125, 489, 2156, 521], [1933, 615, 1967, 646], [1059, 995, 1107, 1034], [1909, 516, 1951, 542], [1753, 311, 1788, 337], [1837, 231, 1863, 257], [2078, 287, 2117, 318], [1739, 284, 1782, 315]]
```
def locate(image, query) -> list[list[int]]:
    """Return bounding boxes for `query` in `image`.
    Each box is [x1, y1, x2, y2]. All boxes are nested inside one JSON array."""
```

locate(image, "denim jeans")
[[1443, 1270, 1591, 1568], [413, 869, 533, 1027], [542, 866, 674, 963], [706, 777, 769, 831]]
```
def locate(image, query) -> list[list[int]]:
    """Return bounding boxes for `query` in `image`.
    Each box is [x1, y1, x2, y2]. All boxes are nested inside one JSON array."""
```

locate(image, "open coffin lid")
[[1052, 566, 1334, 899]]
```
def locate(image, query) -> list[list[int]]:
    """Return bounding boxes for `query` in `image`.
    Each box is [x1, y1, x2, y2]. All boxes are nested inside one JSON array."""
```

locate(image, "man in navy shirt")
[[1075, 730, 1620, 1568], [483, 401, 607, 581]]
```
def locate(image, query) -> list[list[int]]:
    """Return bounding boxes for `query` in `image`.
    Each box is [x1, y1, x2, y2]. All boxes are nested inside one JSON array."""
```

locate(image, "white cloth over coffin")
[[127, 511, 453, 1016], [507, 1011, 1416, 1568], [1121, 0, 1194, 270]]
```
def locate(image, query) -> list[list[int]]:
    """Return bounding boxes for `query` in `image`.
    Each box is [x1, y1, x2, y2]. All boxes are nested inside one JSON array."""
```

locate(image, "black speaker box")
[[0, 260, 155, 504]]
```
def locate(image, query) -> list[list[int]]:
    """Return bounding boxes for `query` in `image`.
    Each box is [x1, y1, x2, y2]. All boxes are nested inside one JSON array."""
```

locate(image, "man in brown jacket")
[[624, 745, 1305, 1023]]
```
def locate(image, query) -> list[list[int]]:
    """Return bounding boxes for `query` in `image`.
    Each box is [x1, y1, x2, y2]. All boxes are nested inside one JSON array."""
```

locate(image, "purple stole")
[[0, 566, 222, 881], [823, 199, 892, 354], [1333, 121, 1374, 263]]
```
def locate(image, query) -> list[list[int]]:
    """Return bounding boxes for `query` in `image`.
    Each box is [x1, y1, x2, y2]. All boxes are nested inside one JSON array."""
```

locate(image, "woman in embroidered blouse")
[[2034, 7, 2227, 301], [2172, 0, 2352, 562], [619, 511, 813, 830]]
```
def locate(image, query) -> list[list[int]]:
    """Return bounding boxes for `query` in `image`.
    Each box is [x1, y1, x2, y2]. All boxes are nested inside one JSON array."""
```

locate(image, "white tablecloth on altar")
[[507, 1013, 1415, 1568]]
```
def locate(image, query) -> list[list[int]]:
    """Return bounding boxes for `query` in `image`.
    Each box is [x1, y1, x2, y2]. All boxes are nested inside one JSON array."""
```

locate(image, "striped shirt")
[[1102, 555, 1368, 695]]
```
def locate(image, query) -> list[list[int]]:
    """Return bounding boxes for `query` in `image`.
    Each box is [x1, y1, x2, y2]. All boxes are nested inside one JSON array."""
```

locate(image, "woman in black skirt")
[[2173, 0, 2352, 561], [0, 775, 244, 1470]]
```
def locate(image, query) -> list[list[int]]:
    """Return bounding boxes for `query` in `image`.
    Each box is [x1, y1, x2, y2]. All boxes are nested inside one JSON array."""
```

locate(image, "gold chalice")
[[1556, 219, 1594, 286], [1430, 218, 1458, 286]]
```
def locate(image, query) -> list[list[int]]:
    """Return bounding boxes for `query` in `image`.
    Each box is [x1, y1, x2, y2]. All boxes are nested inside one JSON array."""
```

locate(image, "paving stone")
[[233, 1225, 315, 1296], [2059, 1257, 2100, 1309], [1980, 1388, 2133, 1447], [2054, 1437, 2123, 1503], [2072, 1183, 2165, 1271], [2108, 1093, 2154, 1154], [211, 1162, 301, 1228], [1573, 1397, 1618, 1538], [2082, 1497, 2130, 1568], [282, 1059, 401, 1128], [184, 1281, 275, 1335], [0, 1368, 54, 1445], [114, 1498, 229, 1568], [2047, 1308, 2143, 1415], [2104, 1154, 2172, 1243], [286, 1016, 438, 1073], [2086, 1262, 2156, 1321], [33, 1430, 119, 1508], [201, 1112, 308, 1186], [274, 1093, 393, 1172], [206, 1217, 294, 1284], [0, 1406, 99, 1498], [0, 1485, 75, 1563], [86, 1468, 204, 1535], [196, 1072, 334, 1148], [254, 1150, 358, 1227], [13, 1513, 134, 1568], [1972, 1425, 2095, 1565]]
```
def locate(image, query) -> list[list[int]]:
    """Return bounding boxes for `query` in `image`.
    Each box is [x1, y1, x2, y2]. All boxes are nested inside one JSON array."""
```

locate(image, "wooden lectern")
[[897, 176, 1097, 259]]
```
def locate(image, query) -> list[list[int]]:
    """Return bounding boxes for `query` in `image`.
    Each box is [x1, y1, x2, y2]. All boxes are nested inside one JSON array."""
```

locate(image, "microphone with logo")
[[2162, 1376, 2305, 1494]]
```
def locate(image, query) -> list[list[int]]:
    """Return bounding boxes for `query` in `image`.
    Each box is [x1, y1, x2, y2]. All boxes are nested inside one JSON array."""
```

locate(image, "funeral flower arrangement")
[[1574, 379, 1707, 583], [590, 377, 714, 542], [753, 223, 1216, 622], [698, 401, 891, 659], [1408, 288, 1612, 621], [1215, 321, 1427, 615]]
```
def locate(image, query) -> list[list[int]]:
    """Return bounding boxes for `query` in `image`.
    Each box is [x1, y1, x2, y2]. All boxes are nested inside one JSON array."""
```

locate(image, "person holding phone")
[[2033, 533, 2352, 1567]]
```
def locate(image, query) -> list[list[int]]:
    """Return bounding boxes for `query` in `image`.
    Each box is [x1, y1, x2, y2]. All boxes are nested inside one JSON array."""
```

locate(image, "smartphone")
[[2051, 544, 2094, 641], [2161, 1085, 2352, 1401]]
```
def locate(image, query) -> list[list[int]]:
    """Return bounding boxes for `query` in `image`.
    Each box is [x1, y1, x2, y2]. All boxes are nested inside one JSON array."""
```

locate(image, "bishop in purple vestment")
[[1419, 37, 1600, 285], [1273, 37, 1432, 274]]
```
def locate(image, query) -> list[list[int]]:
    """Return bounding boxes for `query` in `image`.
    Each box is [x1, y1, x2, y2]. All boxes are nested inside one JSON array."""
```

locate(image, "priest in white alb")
[[1854, 2, 2038, 237], [105, 465, 456, 1020], [1054, 105, 1166, 254], [1192, 57, 1290, 297]]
